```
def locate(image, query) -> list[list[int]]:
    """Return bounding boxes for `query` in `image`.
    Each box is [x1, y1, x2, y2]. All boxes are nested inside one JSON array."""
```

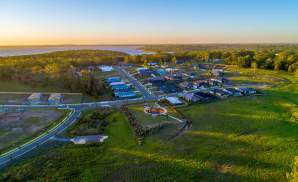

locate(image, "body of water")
[[0, 45, 154, 57]]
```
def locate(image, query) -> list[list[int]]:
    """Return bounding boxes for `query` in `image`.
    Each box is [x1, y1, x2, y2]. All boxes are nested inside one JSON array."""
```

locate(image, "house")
[[209, 78, 223, 87], [179, 81, 193, 90], [48, 93, 63, 105], [111, 84, 130, 91], [209, 88, 231, 98], [106, 76, 121, 83], [71, 135, 108, 144], [109, 81, 126, 86], [114, 91, 137, 98], [225, 88, 243, 96], [193, 81, 210, 89], [194, 92, 214, 100], [156, 69, 167, 76], [160, 84, 178, 93], [137, 68, 153, 76], [212, 59, 224, 63], [176, 60, 184, 65], [212, 68, 224, 77], [197, 64, 213, 71], [165, 74, 183, 81], [236, 87, 257, 95], [148, 77, 166, 86], [166, 97, 183, 105], [212, 65, 226, 77], [148, 62, 158, 67], [27, 93, 43, 105], [99, 65, 114, 72], [183, 93, 202, 103], [165, 68, 179, 73]]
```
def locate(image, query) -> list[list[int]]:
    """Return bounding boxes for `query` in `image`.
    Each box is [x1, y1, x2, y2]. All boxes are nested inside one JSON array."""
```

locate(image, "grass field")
[[1, 69, 298, 181]]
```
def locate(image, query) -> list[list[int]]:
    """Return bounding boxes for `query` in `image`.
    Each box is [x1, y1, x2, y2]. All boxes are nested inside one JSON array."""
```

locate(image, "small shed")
[[48, 93, 63, 105], [27, 93, 43, 105], [100, 65, 114, 72]]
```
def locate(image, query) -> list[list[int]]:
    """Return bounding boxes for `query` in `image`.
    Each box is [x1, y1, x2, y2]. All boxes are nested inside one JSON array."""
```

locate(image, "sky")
[[0, 0, 298, 45]]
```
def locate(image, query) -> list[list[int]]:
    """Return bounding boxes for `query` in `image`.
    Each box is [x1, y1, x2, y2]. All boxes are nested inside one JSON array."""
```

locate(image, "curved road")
[[0, 109, 81, 168]]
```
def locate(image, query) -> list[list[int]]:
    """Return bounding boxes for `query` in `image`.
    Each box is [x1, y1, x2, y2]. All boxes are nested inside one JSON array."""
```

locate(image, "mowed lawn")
[[1, 71, 298, 181]]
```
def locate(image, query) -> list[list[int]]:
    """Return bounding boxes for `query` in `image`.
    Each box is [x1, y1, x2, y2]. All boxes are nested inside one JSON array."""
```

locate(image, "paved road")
[[114, 66, 157, 100], [0, 109, 81, 168]]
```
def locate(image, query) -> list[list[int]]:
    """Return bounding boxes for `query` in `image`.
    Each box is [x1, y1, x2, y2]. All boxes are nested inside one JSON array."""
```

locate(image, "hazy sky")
[[1, 0, 298, 45]]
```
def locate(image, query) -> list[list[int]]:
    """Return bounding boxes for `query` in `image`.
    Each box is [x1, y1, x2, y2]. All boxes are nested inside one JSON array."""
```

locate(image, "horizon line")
[[1, 42, 298, 47]]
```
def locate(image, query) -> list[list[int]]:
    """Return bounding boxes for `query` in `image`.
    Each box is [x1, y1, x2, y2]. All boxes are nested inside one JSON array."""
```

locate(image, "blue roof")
[[114, 91, 137, 98], [106, 76, 121, 83], [156, 69, 166, 75], [111, 84, 130, 90]]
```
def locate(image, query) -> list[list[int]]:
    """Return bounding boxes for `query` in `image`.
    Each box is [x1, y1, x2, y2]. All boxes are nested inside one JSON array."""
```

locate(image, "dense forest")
[[140, 44, 298, 73], [0, 50, 126, 96]]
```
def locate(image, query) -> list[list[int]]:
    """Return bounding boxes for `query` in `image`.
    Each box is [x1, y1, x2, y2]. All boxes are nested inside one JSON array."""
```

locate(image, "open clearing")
[[0, 108, 65, 153]]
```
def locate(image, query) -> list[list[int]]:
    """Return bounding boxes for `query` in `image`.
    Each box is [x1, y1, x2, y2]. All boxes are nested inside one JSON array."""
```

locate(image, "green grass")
[[0, 80, 71, 93], [1, 69, 298, 181], [225, 66, 292, 86]]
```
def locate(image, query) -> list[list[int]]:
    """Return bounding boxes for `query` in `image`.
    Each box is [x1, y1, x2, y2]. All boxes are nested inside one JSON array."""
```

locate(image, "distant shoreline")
[[0, 45, 155, 57]]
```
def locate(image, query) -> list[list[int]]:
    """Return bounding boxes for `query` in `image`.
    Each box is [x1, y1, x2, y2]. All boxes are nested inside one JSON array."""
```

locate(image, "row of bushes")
[[120, 105, 146, 145]]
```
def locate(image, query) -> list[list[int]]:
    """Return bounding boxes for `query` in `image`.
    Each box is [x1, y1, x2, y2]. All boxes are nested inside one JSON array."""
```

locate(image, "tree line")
[[125, 46, 298, 73], [0, 50, 126, 96]]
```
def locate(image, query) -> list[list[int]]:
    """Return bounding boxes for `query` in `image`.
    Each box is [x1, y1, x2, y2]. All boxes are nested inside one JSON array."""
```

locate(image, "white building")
[[48, 93, 63, 105], [166, 97, 183, 105], [100, 65, 114, 72], [70, 135, 108, 144], [27, 93, 43, 105]]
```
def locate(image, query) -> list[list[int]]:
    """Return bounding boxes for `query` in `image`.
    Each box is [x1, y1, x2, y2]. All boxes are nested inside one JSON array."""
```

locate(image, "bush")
[[291, 111, 298, 123], [288, 156, 298, 181]]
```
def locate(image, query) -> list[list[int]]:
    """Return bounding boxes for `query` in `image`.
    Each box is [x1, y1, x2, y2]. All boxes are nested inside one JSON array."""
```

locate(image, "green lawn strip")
[[0, 80, 70, 93], [0, 109, 70, 156]]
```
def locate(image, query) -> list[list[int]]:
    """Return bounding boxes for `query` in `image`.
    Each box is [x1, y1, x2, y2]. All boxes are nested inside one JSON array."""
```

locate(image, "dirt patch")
[[0, 109, 63, 152]]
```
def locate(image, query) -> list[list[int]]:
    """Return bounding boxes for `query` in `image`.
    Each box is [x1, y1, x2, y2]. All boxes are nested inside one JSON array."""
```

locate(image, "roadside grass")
[[1, 69, 298, 181]]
